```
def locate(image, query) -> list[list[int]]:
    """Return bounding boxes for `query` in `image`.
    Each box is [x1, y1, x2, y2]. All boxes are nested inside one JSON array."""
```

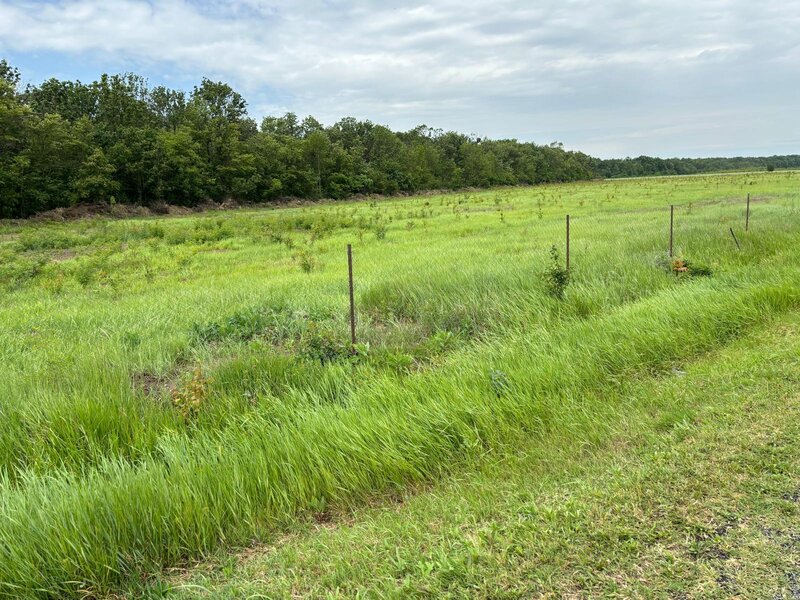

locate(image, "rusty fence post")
[[347, 244, 356, 347]]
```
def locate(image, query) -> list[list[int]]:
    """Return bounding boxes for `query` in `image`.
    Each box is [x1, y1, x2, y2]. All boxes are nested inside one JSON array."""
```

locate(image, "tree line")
[[597, 155, 800, 178], [1, 59, 798, 218]]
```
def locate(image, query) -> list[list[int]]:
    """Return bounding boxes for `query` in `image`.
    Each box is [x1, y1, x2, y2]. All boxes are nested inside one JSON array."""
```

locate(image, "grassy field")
[[0, 171, 798, 597], [163, 312, 800, 599]]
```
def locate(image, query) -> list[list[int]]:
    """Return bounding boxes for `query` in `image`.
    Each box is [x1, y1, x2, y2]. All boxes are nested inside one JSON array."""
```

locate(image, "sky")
[[0, 0, 798, 159]]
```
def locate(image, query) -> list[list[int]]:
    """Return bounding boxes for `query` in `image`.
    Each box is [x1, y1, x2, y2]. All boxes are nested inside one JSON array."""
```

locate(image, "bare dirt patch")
[[131, 370, 176, 401]]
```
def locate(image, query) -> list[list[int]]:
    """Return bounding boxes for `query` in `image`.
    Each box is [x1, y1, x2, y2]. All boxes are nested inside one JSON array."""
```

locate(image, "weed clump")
[[367, 347, 415, 373], [672, 257, 712, 277], [657, 255, 713, 278], [191, 304, 300, 345]]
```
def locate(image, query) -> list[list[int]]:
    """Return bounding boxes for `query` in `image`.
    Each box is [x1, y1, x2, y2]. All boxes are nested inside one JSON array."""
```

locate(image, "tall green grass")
[[1, 274, 798, 597], [0, 171, 798, 596]]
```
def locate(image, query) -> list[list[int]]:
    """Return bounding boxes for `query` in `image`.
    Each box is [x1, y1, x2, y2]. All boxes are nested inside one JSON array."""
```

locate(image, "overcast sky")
[[1, 0, 798, 158]]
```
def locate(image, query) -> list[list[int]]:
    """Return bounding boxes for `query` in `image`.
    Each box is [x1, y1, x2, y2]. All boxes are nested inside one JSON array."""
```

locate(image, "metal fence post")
[[746, 193, 750, 232], [729, 227, 741, 250], [347, 244, 356, 347]]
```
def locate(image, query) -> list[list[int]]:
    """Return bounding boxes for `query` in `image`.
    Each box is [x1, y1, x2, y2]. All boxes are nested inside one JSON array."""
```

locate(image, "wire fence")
[[335, 191, 795, 351]]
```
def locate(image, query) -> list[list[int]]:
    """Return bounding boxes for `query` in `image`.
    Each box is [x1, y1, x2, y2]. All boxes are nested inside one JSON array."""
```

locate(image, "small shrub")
[[191, 218, 232, 244], [17, 231, 85, 252], [543, 245, 569, 299], [298, 321, 349, 364], [295, 248, 317, 273], [172, 366, 211, 421], [351, 342, 371, 360]]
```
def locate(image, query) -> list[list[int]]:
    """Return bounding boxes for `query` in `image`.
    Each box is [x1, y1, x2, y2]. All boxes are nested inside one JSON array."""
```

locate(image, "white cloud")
[[0, 0, 798, 157]]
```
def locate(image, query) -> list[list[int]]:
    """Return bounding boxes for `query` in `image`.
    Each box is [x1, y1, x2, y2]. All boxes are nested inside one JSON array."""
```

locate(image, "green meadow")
[[0, 170, 799, 597]]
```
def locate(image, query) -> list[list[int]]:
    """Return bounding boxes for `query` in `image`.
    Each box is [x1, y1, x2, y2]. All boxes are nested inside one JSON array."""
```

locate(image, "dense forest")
[[1, 59, 798, 218]]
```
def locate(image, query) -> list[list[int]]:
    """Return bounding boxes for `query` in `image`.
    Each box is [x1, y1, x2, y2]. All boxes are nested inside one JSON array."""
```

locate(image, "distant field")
[[0, 171, 799, 597]]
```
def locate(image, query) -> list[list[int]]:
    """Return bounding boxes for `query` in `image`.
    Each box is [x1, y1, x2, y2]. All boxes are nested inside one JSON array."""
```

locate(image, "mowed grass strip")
[[161, 312, 800, 599]]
